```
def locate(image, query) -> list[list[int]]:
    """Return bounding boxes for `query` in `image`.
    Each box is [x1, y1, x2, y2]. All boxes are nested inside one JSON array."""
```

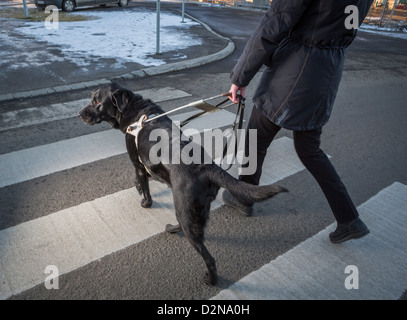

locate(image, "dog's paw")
[[165, 224, 182, 234], [141, 198, 152, 208]]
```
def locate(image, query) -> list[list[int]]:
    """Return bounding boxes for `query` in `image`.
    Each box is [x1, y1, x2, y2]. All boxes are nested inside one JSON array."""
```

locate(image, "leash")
[[220, 94, 245, 171], [126, 93, 245, 171]]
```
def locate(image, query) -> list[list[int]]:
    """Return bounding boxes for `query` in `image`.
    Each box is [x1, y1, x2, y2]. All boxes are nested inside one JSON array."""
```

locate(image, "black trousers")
[[239, 106, 359, 224]]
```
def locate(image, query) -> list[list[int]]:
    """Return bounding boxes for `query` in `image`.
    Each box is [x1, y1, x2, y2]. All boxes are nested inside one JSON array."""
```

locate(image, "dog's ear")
[[111, 88, 132, 113], [91, 88, 100, 99]]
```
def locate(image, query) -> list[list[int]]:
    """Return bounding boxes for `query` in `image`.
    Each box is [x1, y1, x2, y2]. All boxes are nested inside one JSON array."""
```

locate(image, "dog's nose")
[[78, 111, 84, 118]]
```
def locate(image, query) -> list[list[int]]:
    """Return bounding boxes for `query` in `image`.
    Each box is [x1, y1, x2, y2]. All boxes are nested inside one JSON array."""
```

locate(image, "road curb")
[[0, 13, 234, 103]]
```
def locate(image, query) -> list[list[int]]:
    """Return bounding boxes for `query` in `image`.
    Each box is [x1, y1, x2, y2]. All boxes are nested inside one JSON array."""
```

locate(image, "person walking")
[[223, 0, 373, 243]]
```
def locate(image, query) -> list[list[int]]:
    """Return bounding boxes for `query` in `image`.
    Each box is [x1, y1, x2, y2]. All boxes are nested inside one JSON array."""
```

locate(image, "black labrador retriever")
[[78, 83, 287, 285]]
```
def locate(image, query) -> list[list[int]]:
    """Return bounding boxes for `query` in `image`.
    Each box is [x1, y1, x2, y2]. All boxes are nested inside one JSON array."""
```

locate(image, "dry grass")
[[0, 7, 99, 22]]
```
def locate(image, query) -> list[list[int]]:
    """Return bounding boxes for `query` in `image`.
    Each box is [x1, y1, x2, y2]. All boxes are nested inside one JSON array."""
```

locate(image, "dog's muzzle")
[[77, 111, 84, 119]]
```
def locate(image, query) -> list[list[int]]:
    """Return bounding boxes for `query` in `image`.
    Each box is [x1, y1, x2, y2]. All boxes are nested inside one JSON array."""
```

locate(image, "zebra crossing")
[[212, 182, 407, 300], [0, 87, 406, 300]]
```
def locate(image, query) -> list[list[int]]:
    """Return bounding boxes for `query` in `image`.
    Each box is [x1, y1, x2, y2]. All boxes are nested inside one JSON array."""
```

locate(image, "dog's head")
[[78, 83, 142, 130]]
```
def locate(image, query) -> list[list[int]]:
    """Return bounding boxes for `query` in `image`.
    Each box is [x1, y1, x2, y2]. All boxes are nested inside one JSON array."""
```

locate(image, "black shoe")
[[222, 190, 253, 216], [329, 218, 370, 244]]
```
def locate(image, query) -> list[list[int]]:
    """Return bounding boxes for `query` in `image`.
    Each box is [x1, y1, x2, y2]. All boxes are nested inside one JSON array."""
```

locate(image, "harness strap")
[[126, 113, 160, 175], [126, 114, 147, 149]]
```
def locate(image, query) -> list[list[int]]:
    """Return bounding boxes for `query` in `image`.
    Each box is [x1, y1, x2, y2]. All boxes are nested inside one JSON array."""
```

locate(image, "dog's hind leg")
[[174, 201, 217, 285], [187, 232, 217, 285]]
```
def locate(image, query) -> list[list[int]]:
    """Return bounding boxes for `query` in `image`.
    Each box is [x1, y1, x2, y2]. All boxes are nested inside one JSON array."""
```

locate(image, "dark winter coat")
[[231, 0, 373, 131]]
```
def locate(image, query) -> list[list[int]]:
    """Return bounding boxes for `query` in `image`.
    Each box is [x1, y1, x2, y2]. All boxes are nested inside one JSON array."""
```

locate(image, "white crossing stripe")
[[212, 182, 407, 300], [0, 184, 177, 299], [0, 129, 123, 189], [0, 109, 237, 189], [0, 136, 304, 299], [0, 87, 191, 132]]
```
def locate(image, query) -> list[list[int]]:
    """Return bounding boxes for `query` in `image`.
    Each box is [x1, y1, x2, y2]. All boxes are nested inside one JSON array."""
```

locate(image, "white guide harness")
[[125, 93, 245, 172], [126, 113, 160, 149]]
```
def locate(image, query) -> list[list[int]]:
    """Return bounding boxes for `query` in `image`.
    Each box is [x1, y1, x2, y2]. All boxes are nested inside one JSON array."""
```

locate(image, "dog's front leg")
[[135, 165, 153, 208], [126, 134, 152, 208], [134, 172, 144, 195]]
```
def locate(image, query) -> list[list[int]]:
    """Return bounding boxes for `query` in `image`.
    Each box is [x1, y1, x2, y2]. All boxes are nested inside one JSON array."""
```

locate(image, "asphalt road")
[[0, 2, 406, 301]]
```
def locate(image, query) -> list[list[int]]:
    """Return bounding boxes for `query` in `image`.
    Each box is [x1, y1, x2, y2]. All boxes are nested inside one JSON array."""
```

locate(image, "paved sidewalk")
[[0, 2, 233, 102]]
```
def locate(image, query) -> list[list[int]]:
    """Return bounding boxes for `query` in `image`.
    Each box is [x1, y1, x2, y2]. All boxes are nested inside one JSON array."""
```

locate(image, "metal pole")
[[156, 0, 160, 55], [386, 0, 397, 27], [181, 0, 185, 23], [22, 0, 29, 18], [379, 0, 389, 26]]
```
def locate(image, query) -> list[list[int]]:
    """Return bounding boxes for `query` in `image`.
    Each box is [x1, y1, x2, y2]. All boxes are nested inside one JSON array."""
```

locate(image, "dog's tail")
[[204, 166, 288, 203]]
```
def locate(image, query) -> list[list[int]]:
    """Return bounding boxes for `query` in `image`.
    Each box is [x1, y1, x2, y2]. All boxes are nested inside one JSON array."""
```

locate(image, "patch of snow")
[[16, 8, 202, 68], [359, 23, 407, 40], [0, 29, 66, 70]]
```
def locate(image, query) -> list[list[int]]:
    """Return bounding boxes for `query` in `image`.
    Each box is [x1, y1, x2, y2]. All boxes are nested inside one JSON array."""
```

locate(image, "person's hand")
[[229, 84, 245, 103]]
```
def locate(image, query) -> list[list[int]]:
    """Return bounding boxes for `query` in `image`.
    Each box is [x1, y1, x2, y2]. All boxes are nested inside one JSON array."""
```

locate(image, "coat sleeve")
[[231, 0, 315, 87]]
